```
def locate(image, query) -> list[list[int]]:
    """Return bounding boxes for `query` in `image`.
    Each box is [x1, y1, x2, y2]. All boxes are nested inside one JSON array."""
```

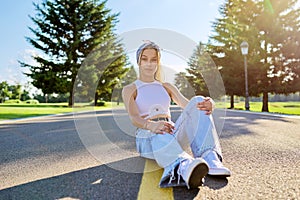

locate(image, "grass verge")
[[0, 102, 124, 120], [226, 101, 300, 116]]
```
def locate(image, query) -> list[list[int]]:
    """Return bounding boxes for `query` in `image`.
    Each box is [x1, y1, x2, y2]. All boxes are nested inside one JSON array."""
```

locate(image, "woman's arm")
[[163, 82, 189, 108], [163, 82, 214, 114]]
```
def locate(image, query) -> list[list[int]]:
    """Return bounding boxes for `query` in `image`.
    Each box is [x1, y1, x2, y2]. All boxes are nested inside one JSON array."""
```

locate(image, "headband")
[[136, 40, 161, 64]]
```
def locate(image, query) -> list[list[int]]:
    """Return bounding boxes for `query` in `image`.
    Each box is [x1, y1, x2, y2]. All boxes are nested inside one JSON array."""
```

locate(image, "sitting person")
[[122, 41, 231, 189]]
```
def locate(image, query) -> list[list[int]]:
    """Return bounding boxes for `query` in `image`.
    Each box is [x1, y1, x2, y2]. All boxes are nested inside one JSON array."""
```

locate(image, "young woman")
[[122, 41, 230, 189]]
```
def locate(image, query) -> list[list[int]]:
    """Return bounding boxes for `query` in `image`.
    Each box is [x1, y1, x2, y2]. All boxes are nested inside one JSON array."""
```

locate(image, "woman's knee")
[[190, 95, 205, 103], [187, 96, 206, 110]]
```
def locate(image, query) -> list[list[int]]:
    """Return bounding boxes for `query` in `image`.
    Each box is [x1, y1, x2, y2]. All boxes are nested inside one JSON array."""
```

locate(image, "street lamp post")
[[240, 41, 250, 111]]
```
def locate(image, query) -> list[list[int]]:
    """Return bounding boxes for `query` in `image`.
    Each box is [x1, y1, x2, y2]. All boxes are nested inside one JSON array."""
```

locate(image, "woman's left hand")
[[197, 97, 214, 115]]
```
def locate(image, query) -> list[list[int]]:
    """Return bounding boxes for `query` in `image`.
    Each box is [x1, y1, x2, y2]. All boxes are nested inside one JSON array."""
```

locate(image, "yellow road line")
[[137, 159, 174, 200]]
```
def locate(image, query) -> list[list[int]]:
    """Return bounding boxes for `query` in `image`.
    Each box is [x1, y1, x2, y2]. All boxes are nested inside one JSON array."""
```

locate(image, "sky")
[[0, 0, 224, 88], [0, 0, 299, 89]]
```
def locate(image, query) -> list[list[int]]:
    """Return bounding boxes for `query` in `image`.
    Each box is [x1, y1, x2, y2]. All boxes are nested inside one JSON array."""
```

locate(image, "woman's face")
[[139, 48, 158, 77]]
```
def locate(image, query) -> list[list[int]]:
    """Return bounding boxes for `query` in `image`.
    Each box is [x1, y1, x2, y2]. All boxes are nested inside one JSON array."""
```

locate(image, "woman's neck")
[[139, 75, 155, 83]]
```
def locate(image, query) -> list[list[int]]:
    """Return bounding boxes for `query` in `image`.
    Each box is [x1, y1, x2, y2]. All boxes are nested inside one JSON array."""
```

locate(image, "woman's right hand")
[[147, 121, 175, 134]]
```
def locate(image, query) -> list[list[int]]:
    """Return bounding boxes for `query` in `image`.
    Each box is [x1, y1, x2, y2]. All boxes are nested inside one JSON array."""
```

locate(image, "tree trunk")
[[68, 77, 76, 107], [68, 91, 74, 107], [94, 92, 98, 106], [117, 89, 122, 105], [44, 93, 48, 103], [262, 91, 269, 112], [229, 94, 234, 109]]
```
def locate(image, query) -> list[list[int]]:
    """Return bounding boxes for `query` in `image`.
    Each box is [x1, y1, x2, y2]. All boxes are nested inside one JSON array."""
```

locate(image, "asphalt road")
[[0, 108, 299, 200]]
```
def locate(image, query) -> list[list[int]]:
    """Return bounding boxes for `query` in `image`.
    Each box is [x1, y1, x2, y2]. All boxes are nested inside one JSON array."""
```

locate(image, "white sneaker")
[[203, 151, 231, 177], [178, 158, 209, 189]]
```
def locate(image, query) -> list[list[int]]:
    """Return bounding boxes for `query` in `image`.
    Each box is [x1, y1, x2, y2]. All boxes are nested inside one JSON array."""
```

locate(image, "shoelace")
[[176, 159, 191, 185], [168, 168, 176, 184], [176, 159, 185, 185], [168, 159, 188, 185], [176, 166, 182, 185]]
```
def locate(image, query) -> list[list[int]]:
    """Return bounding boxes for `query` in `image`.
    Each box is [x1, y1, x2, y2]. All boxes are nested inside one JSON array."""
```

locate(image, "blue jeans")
[[135, 96, 222, 187]]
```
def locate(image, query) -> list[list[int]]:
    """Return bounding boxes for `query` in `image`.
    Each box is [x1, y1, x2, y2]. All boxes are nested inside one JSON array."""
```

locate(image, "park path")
[[0, 109, 299, 199]]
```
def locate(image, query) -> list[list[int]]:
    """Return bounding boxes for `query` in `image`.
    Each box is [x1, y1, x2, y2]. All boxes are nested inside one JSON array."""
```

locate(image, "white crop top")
[[134, 80, 171, 118]]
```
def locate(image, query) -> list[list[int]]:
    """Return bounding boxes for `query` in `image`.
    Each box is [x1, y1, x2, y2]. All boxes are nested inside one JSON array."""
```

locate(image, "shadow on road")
[[219, 110, 293, 139], [0, 157, 145, 200], [204, 176, 228, 189]]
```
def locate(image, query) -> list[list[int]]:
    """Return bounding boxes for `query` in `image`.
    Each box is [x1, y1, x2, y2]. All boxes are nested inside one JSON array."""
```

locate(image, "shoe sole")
[[208, 168, 231, 178], [188, 163, 209, 189], [208, 174, 231, 178]]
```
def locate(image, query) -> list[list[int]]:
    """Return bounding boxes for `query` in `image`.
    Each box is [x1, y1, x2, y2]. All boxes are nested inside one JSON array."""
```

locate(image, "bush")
[[26, 99, 39, 104], [4, 99, 22, 104], [96, 101, 105, 106]]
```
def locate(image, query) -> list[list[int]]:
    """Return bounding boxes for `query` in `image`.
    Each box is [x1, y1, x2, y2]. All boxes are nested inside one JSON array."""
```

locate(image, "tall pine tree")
[[20, 0, 128, 106], [174, 72, 195, 99], [208, 0, 260, 108], [186, 43, 209, 97], [254, 0, 300, 111], [208, 0, 300, 111]]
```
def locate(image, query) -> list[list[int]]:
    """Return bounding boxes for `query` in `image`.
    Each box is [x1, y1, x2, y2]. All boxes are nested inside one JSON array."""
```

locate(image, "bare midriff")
[[141, 114, 171, 120]]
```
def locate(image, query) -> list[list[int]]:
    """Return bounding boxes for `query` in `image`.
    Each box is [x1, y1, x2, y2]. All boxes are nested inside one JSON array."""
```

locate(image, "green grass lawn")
[[0, 102, 123, 120], [227, 101, 300, 116], [0, 101, 299, 121]]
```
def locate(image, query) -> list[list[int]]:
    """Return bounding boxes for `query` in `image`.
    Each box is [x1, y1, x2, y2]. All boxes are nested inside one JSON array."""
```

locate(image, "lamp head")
[[240, 41, 249, 55]]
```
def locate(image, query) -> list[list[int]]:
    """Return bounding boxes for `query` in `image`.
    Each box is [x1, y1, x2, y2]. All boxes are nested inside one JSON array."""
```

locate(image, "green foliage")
[[95, 100, 105, 106], [174, 72, 195, 99], [109, 65, 137, 104], [207, 0, 300, 111], [33, 93, 69, 103], [21, 0, 128, 106], [122, 65, 138, 86], [186, 43, 226, 99], [0, 81, 10, 103], [2, 99, 39, 104], [8, 84, 22, 100], [94, 39, 130, 102], [20, 89, 31, 101], [26, 99, 40, 104], [186, 44, 209, 97], [4, 99, 22, 104], [0, 82, 31, 103]]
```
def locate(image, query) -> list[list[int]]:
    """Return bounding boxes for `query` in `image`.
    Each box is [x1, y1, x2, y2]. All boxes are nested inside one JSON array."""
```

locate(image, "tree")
[[186, 43, 209, 97], [0, 82, 25, 102], [8, 84, 22, 100], [0, 81, 10, 103], [174, 72, 195, 100], [208, 0, 300, 111], [20, 90, 31, 101], [122, 65, 137, 86], [74, 35, 130, 105], [254, 0, 300, 111], [111, 65, 137, 105], [20, 0, 128, 106], [94, 40, 129, 104], [208, 0, 261, 108]]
